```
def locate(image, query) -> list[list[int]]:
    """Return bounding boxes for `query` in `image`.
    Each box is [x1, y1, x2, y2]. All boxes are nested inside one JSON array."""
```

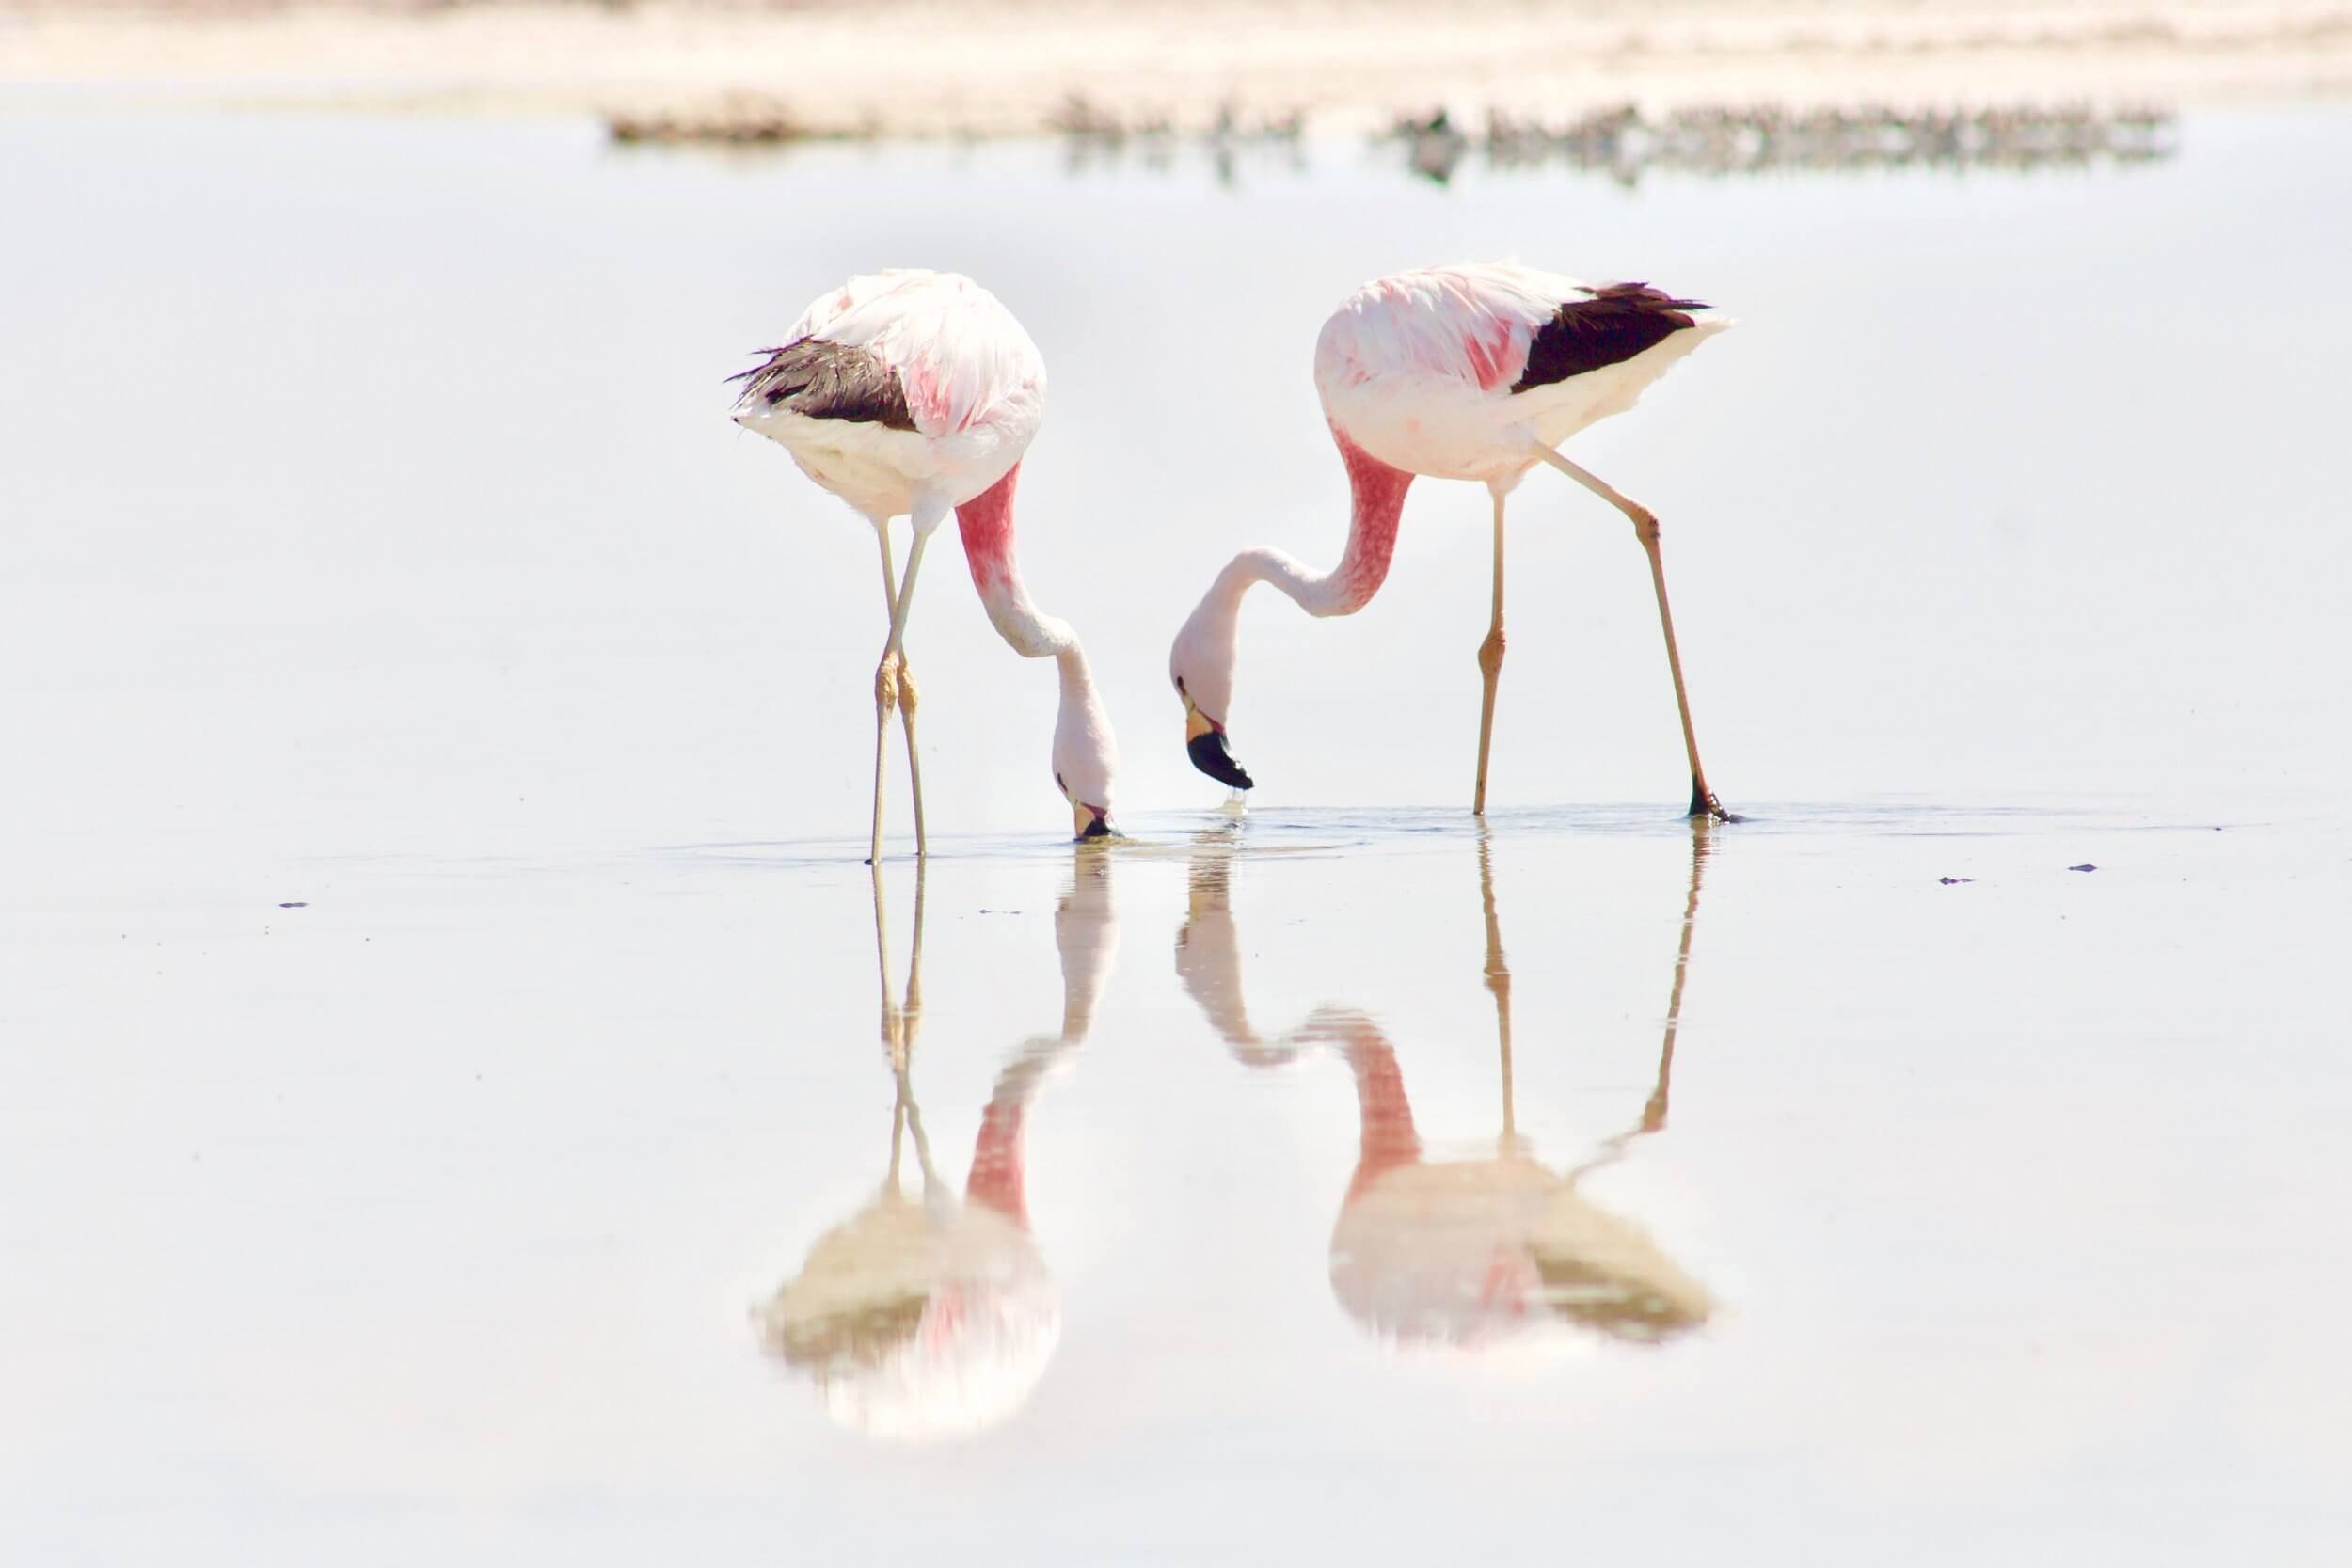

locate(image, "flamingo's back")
[[734, 269, 1046, 518], [1313, 261, 1729, 484]]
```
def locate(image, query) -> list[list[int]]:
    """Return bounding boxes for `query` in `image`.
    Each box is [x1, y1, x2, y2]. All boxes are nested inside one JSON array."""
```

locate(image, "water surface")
[[3, 101, 2350, 1564]]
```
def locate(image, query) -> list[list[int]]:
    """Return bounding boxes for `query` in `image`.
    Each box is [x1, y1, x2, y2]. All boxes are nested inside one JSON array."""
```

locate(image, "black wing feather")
[[1510, 282, 1706, 393], [729, 339, 915, 431]]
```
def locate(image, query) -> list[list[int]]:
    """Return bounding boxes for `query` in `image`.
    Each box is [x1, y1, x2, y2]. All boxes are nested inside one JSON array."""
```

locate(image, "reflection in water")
[[1052, 94, 1309, 188], [1385, 102, 2178, 185], [1180, 827, 1718, 1352], [755, 852, 1118, 1440], [1173, 822, 1295, 1069], [615, 102, 2175, 187]]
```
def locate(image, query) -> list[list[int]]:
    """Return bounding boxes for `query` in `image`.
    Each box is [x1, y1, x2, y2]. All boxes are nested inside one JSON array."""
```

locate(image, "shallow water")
[[5, 102, 2351, 1562]]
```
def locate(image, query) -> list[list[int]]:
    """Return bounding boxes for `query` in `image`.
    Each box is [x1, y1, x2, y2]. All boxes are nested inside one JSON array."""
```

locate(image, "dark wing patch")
[[729, 339, 915, 431], [1510, 282, 1707, 393]]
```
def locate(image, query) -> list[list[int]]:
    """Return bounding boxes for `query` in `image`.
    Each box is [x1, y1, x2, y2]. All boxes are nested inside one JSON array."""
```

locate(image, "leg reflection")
[[1642, 820, 1712, 1136]]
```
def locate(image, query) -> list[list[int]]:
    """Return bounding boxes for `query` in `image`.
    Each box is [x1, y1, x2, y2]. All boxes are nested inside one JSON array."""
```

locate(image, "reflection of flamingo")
[[755, 852, 1118, 1439], [731, 270, 1120, 863], [1172, 821, 1295, 1069], [1176, 829, 1717, 1351], [1168, 262, 1733, 818]]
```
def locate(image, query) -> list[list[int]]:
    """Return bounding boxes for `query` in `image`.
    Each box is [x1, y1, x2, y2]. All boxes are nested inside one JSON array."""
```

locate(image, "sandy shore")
[[3, 0, 2347, 133]]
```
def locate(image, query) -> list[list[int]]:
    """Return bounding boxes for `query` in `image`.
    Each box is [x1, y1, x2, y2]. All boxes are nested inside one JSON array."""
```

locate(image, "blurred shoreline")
[[3, 1, 2346, 134]]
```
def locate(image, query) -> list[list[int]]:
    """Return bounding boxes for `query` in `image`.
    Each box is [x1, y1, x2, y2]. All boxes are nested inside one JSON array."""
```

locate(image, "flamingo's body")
[[734, 271, 1042, 517], [1169, 261, 1735, 818], [1314, 263, 1728, 484], [733, 270, 1116, 857]]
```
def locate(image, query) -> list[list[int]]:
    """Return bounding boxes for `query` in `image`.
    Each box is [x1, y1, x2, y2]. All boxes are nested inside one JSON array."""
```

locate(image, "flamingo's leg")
[[867, 518, 903, 866], [1532, 446, 1735, 822], [896, 656, 928, 861], [884, 509, 943, 859], [1473, 485, 1508, 816]]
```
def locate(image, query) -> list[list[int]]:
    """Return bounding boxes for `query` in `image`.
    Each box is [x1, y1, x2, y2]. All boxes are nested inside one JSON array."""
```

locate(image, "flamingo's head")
[[1169, 601, 1255, 793], [1052, 648, 1119, 840]]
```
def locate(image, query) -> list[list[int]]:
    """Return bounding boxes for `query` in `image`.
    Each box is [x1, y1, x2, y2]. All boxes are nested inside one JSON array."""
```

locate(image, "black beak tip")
[[1188, 730, 1255, 791], [1080, 814, 1115, 839]]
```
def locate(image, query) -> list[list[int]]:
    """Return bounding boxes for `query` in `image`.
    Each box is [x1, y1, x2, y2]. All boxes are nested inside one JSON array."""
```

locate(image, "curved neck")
[[966, 1041, 1066, 1223], [955, 463, 1114, 782], [1338, 1021, 1422, 1200], [1174, 428, 1410, 723], [957, 463, 1074, 657], [1216, 426, 1411, 622], [1055, 852, 1118, 1041], [965, 1083, 1032, 1223]]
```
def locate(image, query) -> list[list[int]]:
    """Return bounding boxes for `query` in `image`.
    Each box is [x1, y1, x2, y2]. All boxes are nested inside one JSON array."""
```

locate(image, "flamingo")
[[731, 269, 1118, 861], [1168, 262, 1735, 819]]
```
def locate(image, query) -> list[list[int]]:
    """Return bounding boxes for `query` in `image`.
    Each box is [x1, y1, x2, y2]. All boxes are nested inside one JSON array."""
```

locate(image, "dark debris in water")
[[1386, 100, 2179, 184], [607, 96, 880, 147], [2069, 863, 2099, 872], [602, 91, 2177, 189], [1938, 876, 1975, 885], [1050, 94, 1308, 184], [1050, 92, 1305, 146]]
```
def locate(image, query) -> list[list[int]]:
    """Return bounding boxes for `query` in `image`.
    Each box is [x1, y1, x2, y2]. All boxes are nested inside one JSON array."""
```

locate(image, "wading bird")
[[733, 270, 1118, 860], [1168, 262, 1734, 818]]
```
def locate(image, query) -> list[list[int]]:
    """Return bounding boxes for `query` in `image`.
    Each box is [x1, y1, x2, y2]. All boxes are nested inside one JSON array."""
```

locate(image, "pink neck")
[[955, 463, 1022, 599], [1326, 425, 1412, 615], [965, 1085, 1030, 1223], [955, 461, 1085, 661], [1172, 427, 1414, 727], [1339, 1022, 1423, 1201], [1195, 426, 1411, 635]]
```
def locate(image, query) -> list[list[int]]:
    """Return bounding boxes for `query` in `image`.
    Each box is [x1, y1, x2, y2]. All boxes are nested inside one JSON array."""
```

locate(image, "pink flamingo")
[[732, 270, 1119, 861], [1168, 262, 1735, 818]]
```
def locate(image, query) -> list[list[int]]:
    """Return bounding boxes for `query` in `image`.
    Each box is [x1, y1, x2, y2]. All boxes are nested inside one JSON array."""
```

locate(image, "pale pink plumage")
[[787, 270, 1042, 441], [736, 269, 1045, 523], [1314, 262, 1728, 486], [1171, 260, 1735, 817], [733, 269, 1117, 841]]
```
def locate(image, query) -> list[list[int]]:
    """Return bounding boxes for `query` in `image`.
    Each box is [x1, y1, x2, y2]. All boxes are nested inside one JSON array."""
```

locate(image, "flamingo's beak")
[[1073, 801, 1115, 840], [1184, 701, 1254, 791]]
